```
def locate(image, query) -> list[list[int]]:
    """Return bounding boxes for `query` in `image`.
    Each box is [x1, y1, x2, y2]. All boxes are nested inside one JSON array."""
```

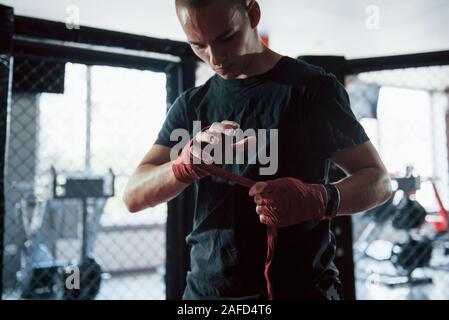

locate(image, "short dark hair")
[[175, 0, 247, 14]]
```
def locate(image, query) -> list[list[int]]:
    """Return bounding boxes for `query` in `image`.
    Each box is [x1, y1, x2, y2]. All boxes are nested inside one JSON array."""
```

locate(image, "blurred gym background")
[[0, 0, 448, 300]]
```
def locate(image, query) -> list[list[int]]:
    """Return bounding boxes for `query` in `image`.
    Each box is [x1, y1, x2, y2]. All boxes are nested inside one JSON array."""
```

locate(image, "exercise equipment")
[[392, 197, 427, 230], [51, 167, 115, 300], [369, 193, 397, 224], [353, 192, 397, 261], [430, 181, 449, 233], [391, 236, 433, 274], [15, 167, 115, 299], [354, 168, 437, 286], [14, 184, 65, 299], [63, 257, 103, 300]]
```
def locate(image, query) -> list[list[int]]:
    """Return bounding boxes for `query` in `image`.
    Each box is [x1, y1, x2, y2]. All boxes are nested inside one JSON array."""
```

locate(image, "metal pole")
[[86, 66, 92, 173], [81, 198, 88, 261], [0, 4, 14, 300]]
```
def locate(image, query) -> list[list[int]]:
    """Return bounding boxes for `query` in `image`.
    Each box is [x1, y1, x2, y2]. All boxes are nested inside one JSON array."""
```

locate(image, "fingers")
[[256, 205, 267, 224], [256, 205, 275, 225], [209, 121, 240, 136], [232, 135, 257, 153], [190, 121, 241, 164], [195, 131, 220, 145], [190, 144, 213, 163], [254, 194, 263, 205], [249, 181, 271, 196], [194, 121, 240, 145], [255, 204, 266, 215], [220, 120, 240, 127], [253, 194, 275, 206], [217, 120, 240, 130], [255, 204, 277, 216]]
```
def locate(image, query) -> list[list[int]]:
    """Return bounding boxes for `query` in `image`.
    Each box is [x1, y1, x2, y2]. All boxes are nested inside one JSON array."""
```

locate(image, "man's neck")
[[235, 46, 284, 79]]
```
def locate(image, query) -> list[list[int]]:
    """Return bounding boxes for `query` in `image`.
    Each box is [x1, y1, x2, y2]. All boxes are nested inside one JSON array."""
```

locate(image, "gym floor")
[[355, 254, 449, 300], [97, 271, 165, 300], [5, 267, 448, 300], [95, 265, 449, 300]]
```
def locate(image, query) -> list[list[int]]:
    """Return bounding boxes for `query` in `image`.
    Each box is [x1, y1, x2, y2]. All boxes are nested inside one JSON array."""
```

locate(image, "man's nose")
[[208, 45, 226, 67]]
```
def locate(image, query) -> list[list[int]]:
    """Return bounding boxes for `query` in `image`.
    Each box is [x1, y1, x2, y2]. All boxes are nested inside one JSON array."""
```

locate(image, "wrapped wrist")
[[322, 183, 340, 219]]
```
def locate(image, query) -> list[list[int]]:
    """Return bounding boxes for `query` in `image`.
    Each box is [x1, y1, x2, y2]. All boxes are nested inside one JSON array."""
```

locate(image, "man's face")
[[177, 1, 254, 79]]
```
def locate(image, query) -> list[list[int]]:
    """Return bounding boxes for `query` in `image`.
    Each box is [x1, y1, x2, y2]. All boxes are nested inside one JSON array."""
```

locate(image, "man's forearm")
[[333, 167, 392, 215], [123, 161, 189, 213]]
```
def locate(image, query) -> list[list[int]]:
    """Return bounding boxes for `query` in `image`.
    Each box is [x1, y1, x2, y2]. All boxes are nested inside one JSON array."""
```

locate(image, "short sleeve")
[[154, 94, 188, 148], [310, 74, 370, 158]]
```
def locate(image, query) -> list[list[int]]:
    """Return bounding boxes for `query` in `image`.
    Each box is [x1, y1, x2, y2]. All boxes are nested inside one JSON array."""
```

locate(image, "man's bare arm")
[[331, 141, 392, 215], [123, 121, 246, 213], [122, 144, 189, 213]]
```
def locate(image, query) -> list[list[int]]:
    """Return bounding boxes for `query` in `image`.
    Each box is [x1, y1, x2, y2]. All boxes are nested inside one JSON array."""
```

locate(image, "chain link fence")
[[347, 65, 449, 299], [3, 56, 169, 299], [2, 8, 449, 301]]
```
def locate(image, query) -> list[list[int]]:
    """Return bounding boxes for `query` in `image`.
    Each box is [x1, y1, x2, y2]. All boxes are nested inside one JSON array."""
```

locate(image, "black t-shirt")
[[155, 56, 369, 299]]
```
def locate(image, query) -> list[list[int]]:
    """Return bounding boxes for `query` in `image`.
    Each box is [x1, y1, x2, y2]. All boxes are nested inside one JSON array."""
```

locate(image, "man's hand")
[[172, 120, 256, 184], [171, 136, 211, 184], [248, 177, 328, 227]]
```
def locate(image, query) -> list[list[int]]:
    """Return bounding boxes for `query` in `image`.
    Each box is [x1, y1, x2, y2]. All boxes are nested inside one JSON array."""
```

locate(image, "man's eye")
[[193, 44, 206, 50], [222, 34, 234, 42]]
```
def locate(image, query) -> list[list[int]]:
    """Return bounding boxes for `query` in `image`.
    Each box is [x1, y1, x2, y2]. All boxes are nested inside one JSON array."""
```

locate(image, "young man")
[[123, 0, 392, 300]]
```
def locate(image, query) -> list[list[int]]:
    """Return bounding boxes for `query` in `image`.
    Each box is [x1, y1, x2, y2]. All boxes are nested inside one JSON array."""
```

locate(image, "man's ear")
[[247, 0, 261, 28]]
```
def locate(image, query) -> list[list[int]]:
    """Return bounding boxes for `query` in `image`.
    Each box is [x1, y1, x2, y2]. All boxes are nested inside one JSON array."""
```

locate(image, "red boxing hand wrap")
[[173, 153, 278, 300], [172, 125, 330, 300], [258, 177, 328, 227], [172, 126, 212, 184], [251, 177, 328, 299], [172, 138, 210, 184]]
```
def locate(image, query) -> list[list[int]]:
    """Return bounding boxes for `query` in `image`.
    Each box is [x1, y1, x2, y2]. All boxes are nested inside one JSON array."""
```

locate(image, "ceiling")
[[3, 0, 449, 59]]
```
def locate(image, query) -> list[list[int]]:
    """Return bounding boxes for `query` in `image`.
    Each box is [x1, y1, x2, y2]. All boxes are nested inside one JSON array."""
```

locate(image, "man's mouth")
[[214, 64, 233, 72]]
